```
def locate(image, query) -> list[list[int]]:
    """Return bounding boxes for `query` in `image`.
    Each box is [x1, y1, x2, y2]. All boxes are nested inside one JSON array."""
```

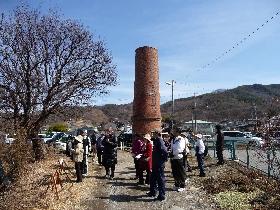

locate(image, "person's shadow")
[[97, 194, 154, 202]]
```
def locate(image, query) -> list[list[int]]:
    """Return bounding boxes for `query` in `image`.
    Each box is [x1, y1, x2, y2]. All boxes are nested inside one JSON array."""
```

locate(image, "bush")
[[48, 123, 68, 132]]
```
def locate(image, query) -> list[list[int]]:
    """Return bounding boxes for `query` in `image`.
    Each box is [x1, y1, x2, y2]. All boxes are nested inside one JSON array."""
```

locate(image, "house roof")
[[184, 120, 214, 124]]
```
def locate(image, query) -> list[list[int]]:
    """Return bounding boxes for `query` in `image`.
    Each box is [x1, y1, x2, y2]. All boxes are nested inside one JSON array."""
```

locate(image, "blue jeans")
[[149, 165, 166, 198], [196, 154, 205, 175]]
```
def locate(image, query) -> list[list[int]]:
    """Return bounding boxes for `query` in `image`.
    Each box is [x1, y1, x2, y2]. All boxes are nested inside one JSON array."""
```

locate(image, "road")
[[207, 147, 280, 178], [80, 150, 217, 210]]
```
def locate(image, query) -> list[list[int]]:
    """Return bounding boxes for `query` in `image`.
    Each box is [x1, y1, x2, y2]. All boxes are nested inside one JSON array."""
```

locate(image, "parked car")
[[250, 136, 264, 147], [243, 132, 252, 138], [54, 136, 68, 152], [45, 132, 66, 145], [38, 133, 46, 138], [223, 131, 251, 144], [0, 133, 15, 144], [117, 132, 133, 147], [43, 132, 58, 143]]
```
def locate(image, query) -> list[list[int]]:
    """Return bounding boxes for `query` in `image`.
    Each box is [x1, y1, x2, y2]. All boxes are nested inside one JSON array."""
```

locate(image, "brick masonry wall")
[[132, 46, 161, 134]]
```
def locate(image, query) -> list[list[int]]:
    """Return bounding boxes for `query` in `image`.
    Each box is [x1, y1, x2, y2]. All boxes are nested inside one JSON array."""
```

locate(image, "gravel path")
[[81, 150, 217, 210]]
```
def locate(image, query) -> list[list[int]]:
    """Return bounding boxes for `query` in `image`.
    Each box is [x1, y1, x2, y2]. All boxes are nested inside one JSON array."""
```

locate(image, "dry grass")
[[201, 161, 280, 210], [0, 149, 97, 210]]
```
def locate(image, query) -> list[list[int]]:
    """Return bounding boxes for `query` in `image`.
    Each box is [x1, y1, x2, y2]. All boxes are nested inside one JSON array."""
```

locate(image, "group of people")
[[70, 125, 224, 201], [71, 127, 118, 182], [130, 125, 224, 201]]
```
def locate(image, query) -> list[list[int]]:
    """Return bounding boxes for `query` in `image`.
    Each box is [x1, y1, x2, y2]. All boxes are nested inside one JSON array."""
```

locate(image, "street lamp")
[[166, 80, 175, 128]]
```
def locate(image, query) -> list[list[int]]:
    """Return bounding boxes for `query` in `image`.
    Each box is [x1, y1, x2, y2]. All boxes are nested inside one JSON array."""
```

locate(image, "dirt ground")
[[2, 148, 278, 210], [76, 150, 218, 210]]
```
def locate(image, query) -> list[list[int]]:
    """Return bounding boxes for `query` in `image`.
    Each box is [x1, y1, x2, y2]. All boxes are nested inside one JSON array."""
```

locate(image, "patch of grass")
[[214, 191, 259, 210]]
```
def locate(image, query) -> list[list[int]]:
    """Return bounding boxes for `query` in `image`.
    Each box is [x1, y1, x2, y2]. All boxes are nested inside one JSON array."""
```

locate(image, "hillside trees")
[[0, 6, 117, 160]]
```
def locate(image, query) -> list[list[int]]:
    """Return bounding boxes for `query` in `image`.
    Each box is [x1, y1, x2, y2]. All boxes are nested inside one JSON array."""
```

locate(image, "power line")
[[196, 11, 279, 72]]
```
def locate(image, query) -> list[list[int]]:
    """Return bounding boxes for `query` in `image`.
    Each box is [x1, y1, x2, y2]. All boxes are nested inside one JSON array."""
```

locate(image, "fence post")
[[231, 140, 236, 160], [267, 149, 271, 177], [246, 144, 249, 168]]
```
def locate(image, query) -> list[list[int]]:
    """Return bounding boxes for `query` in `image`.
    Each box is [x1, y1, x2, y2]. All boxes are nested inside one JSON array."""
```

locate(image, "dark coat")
[[102, 134, 118, 167], [152, 137, 168, 169], [216, 132, 224, 150]]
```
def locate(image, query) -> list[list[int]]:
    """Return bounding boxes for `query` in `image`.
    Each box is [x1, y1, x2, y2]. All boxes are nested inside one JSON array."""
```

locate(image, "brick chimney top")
[[135, 46, 157, 52]]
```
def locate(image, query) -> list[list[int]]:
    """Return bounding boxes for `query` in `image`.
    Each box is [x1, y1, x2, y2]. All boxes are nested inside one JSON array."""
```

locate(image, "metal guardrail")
[[118, 138, 279, 178], [205, 139, 279, 179]]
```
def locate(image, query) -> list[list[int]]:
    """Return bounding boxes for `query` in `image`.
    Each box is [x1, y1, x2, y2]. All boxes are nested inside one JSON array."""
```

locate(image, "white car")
[[54, 136, 68, 152], [250, 136, 264, 147], [43, 132, 57, 143], [223, 131, 251, 144], [5, 135, 15, 144]]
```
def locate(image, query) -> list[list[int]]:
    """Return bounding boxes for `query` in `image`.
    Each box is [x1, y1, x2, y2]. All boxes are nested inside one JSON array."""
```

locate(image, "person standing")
[[72, 135, 84, 182], [216, 125, 224, 165], [131, 134, 145, 180], [147, 130, 168, 201], [102, 127, 118, 180], [90, 131, 97, 163], [138, 134, 152, 185], [195, 134, 206, 177], [81, 130, 91, 177], [96, 132, 105, 165], [170, 127, 187, 192], [181, 132, 192, 172]]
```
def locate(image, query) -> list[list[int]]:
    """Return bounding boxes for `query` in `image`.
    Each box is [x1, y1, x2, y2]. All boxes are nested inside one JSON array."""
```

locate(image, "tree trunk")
[[27, 127, 46, 161], [32, 138, 45, 160]]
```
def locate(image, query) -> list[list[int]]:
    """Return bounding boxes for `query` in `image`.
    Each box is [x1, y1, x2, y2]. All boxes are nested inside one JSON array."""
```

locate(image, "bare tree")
[[0, 6, 117, 159]]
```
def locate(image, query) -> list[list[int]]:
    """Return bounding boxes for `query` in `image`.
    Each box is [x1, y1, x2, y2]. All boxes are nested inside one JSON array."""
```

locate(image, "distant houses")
[[182, 120, 216, 134]]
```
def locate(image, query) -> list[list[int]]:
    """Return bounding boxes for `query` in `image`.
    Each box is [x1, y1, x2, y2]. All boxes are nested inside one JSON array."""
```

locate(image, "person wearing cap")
[[195, 133, 206, 177], [215, 125, 224, 165], [72, 135, 84, 182], [138, 133, 152, 185], [102, 127, 118, 179], [181, 132, 192, 172], [170, 127, 187, 192], [147, 129, 168, 201], [79, 129, 91, 177]]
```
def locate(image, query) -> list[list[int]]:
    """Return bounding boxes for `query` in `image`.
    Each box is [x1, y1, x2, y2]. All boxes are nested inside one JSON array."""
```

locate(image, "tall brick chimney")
[[132, 46, 161, 134]]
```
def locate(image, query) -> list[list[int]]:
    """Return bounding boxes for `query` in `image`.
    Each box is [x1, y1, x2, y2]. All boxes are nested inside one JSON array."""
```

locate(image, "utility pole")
[[166, 80, 175, 129], [254, 104, 257, 132], [194, 92, 197, 133]]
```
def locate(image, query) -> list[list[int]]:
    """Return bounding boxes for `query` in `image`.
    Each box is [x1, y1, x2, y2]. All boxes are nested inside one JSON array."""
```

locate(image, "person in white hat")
[[195, 133, 206, 177], [80, 129, 91, 177], [72, 135, 84, 182]]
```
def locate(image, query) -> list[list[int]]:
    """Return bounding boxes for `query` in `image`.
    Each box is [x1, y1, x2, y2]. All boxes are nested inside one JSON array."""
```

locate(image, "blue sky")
[[1, 0, 280, 105]]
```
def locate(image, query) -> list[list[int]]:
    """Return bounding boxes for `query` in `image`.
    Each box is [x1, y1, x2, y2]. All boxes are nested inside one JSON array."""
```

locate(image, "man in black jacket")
[[102, 127, 118, 180], [147, 129, 168, 201], [216, 125, 224, 165]]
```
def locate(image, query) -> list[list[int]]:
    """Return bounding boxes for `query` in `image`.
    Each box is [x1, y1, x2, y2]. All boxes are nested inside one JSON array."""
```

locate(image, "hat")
[[143, 133, 151, 141], [195, 134, 203, 139], [75, 135, 83, 142], [181, 132, 188, 137]]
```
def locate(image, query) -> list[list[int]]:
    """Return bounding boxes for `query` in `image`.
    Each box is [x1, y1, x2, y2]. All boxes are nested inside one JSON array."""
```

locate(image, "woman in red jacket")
[[138, 133, 153, 185]]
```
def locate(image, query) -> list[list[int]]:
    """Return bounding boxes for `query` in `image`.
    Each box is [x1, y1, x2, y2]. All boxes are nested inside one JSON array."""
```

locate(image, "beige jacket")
[[73, 135, 84, 162]]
